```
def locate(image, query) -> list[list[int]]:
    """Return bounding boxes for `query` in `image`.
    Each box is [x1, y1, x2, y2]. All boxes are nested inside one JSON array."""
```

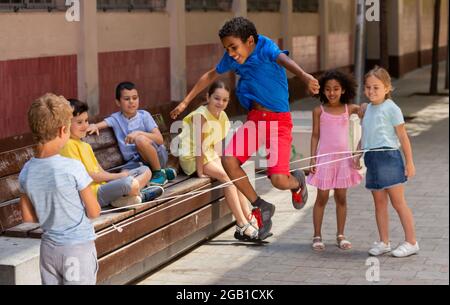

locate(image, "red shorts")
[[224, 109, 293, 176]]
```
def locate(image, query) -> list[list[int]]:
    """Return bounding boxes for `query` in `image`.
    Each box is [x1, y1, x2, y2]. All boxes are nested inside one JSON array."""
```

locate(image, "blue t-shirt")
[[105, 110, 166, 162], [19, 155, 96, 246], [362, 99, 405, 150], [216, 35, 290, 113]]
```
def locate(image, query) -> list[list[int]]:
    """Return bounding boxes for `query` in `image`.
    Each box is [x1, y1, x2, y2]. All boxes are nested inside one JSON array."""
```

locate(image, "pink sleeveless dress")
[[307, 104, 362, 190]]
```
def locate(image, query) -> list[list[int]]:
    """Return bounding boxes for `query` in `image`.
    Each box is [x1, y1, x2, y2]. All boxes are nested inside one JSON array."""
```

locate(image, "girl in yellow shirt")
[[177, 81, 260, 241]]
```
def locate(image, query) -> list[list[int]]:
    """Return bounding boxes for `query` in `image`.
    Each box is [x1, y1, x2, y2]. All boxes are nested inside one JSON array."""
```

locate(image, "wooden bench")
[[0, 113, 252, 284]]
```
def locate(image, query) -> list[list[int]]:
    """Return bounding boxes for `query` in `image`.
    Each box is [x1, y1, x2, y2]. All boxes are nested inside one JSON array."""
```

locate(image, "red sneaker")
[[291, 169, 308, 210]]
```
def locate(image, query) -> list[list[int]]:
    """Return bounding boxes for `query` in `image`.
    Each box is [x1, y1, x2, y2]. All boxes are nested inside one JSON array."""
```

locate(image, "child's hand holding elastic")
[[405, 163, 416, 178], [353, 154, 363, 170], [87, 124, 99, 136], [306, 75, 320, 96], [310, 158, 317, 174]]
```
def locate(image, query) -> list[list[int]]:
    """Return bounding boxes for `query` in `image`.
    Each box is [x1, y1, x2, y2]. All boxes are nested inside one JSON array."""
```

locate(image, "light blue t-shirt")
[[362, 99, 405, 150], [19, 155, 96, 246], [216, 35, 290, 113], [105, 110, 166, 162]]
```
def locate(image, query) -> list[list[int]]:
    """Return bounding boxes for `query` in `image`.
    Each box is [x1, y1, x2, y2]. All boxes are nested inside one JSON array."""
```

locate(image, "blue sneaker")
[[163, 168, 177, 181], [140, 186, 164, 203], [149, 170, 168, 186]]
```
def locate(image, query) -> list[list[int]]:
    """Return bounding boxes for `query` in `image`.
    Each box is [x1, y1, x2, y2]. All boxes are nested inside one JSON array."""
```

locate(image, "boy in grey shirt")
[[19, 93, 101, 285]]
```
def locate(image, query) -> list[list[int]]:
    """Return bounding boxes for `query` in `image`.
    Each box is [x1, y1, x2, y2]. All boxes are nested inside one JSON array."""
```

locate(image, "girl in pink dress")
[[307, 70, 363, 251]]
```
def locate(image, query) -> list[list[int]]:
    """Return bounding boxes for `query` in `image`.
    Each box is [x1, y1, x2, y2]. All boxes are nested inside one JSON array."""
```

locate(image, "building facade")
[[0, 0, 447, 141]]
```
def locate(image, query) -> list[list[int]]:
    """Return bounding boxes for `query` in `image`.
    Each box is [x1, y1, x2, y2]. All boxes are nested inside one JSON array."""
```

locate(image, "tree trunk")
[[430, 0, 441, 95]]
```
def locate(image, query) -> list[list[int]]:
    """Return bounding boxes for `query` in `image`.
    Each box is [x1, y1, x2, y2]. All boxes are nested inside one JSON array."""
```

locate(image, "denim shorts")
[[364, 148, 407, 190]]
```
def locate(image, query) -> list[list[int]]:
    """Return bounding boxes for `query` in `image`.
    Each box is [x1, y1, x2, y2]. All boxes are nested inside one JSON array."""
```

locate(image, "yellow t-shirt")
[[60, 138, 103, 197], [178, 105, 230, 175]]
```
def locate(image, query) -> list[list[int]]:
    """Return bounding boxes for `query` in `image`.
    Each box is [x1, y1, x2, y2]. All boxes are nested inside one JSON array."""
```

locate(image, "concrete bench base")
[[0, 237, 41, 285]]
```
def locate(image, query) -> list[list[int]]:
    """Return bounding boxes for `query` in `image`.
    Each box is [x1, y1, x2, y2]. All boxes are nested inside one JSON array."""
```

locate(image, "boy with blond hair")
[[19, 93, 100, 285]]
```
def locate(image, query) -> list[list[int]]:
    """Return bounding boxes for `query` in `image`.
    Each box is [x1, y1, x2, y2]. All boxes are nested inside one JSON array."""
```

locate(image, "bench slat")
[[133, 177, 212, 214], [0, 174, 20, 204], [94, 146, 125, 171], [4, 222, 41, 238], [97, 199, 231, 284], [0, 199, 22, 232], [0, 146, 35, 178], [95, 181, 224, 257], [84, 128, 118, 151]]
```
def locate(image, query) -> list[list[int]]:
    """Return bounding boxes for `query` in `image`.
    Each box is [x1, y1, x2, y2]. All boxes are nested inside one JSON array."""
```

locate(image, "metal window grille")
[[97, 0, 166, 12], [185, 0, 231, 12], [0, 0, 67, 12], [293, 0, 318, 13], [247, 0, 280, 12]]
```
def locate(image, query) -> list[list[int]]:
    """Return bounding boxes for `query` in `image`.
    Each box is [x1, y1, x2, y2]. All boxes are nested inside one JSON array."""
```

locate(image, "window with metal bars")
[[97, 0, 166, 12], [185, 0, 232, 12], [293, 0, 318, 13], [0, 0, 66, 12], [247, 0, 280, 12]]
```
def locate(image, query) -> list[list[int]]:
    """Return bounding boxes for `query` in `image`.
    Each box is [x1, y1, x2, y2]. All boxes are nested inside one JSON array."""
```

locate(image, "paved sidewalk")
[[138, 64, 449, 285]]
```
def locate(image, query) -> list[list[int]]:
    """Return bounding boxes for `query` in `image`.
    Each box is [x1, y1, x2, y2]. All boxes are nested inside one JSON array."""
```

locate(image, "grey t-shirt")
[[19, 155, 96, 246]]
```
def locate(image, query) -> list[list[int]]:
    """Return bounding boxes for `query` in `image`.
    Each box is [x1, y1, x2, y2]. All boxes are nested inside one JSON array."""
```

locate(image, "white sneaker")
[[368, 241, 392, 256], [111, 195, 142, 208], [391, 242, 420, 258]]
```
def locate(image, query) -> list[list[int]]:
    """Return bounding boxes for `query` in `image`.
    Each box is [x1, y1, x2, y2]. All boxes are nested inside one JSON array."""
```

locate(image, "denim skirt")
[[364, 147, 407, 190]]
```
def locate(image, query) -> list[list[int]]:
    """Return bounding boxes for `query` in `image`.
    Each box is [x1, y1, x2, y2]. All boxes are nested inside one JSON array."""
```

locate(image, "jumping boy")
[[19, 93, 100, 285], [88, 81, 176, 186], [171, 17, 320, 238]]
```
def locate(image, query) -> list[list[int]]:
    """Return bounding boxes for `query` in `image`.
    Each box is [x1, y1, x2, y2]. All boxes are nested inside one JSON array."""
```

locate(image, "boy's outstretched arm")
[[87, 120, 108, 136], [170, 68, 220, 120], [276, 53, 320, 96], [19, 194, 39, 223]]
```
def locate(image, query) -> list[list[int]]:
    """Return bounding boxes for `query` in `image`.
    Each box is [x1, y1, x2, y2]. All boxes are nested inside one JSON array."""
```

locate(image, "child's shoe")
[[149, 170, 168, 186], [234, 223, 259, 241], [391, 242, 419, 258], [249, 208, 272, 240], [111, 195, 142, 208], [291, 169, 308, 210], [368, 241, 391, 256], [252, 197, 275, 236], [163, 168, 177, 181], [140, 186, 164, 203]]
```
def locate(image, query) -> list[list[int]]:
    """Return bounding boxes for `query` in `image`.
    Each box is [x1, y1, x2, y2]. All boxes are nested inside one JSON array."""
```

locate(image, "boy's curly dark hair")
[[218, 17, 259, 44], [318, 70, 357, 104]]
